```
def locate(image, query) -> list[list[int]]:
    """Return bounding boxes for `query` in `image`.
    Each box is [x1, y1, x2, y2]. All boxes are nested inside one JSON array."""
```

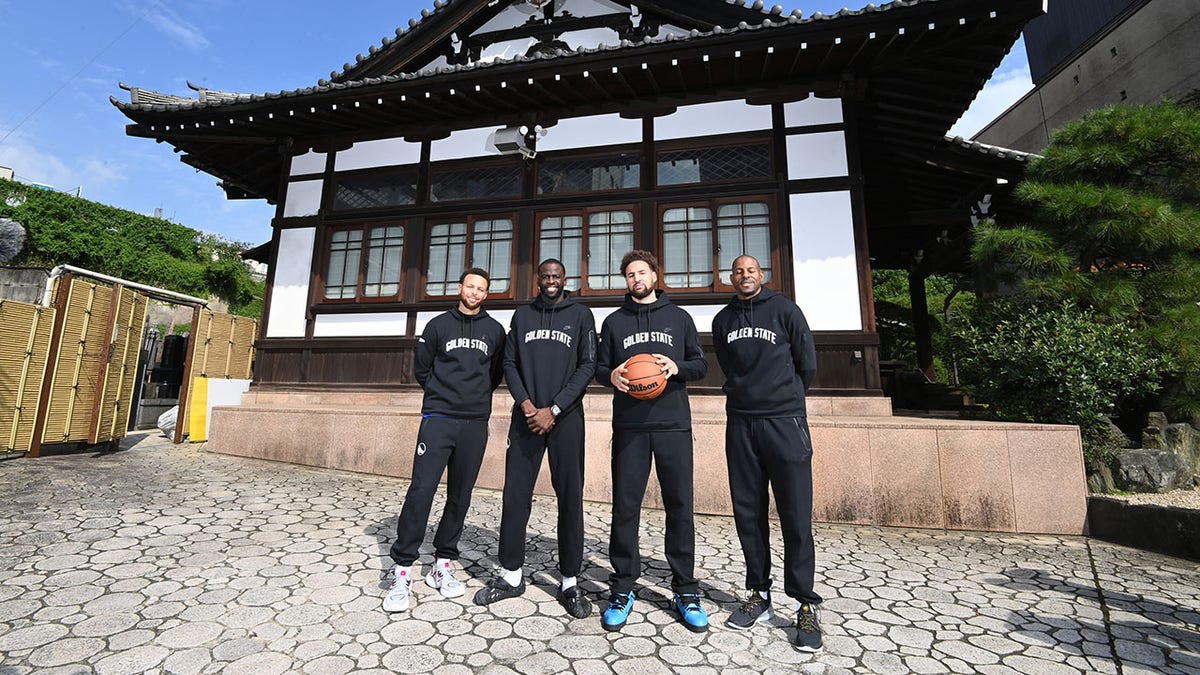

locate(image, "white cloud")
[[949, 62, 1034, 140], [144, 5, 211, 51]]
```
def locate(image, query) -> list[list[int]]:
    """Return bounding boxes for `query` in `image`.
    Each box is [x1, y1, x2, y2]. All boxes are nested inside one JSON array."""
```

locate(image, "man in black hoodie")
[[383, 268, 505, 613], [712, 255, 823, 652], [474, 259, 597, 618], [595, 250, 709, 633]]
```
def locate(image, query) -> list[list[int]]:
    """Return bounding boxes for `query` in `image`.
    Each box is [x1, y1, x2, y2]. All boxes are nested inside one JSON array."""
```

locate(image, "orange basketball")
[[624, 353, 667, 400]]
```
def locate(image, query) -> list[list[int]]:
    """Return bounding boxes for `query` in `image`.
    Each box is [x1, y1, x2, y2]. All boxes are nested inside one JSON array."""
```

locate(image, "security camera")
[[488, 124, 540, 159]]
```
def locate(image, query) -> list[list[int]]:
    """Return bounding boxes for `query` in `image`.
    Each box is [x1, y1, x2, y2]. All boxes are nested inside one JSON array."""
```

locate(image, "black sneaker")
[[726, 591, 773, 630], [794, 603, 823, 653], [473, 577, 525, 606], [557, 585, 592, 619]]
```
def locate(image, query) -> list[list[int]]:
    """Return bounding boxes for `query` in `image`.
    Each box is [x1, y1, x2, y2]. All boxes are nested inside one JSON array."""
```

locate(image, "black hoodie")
[[596, 291, 707, 431], [712, 288, 816, 417], [414, 307, 505, 418], [504, 290, 597, 414]]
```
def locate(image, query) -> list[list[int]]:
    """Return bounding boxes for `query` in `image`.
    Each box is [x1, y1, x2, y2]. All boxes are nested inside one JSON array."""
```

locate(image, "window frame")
[[534, 205, 639, 297], [656, 196, 781, 295], [534, 146, 642, 196], [653, 133, 774, 188], [423, 212, 518, 300], [317, 221, 408, 304], [427, 155, 525, 204]]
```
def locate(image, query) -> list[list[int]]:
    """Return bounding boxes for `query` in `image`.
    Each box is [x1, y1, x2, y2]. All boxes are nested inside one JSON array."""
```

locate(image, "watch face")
[[551, 405, 561, 416]]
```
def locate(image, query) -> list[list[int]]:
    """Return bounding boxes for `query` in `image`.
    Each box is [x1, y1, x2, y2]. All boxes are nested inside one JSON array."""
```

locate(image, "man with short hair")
[[595, 249, 709, 633], [383, 268, 505, 613], [712, 254, 823, 652], [474, 258, 597, 618]]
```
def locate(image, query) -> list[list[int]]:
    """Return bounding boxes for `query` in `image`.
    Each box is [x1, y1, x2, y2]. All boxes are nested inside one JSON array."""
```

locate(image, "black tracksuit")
[[499, 291, 597, 576], [712, 288, 822, 605], [596, 292, 707, 595], [391, 307, 505, 567]]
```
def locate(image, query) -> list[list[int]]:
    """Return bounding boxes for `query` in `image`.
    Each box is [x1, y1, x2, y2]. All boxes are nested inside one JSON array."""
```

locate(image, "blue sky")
[[0, 1, 1031, 247]]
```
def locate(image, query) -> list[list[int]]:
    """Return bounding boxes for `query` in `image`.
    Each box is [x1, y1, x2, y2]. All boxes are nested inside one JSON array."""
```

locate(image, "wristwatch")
[[550, 404, 562, 417]]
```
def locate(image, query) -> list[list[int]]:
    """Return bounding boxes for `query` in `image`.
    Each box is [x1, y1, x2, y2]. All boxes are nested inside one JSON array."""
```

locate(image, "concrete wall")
[[207, 390, 1088, 535], [0, 268, 49, 304], [975, 0, 1200, 153]]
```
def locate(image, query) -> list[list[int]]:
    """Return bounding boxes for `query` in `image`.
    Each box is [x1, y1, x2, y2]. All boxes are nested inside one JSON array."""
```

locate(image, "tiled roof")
[[945, 135, 1040, 162], [114, 0, 939, 113]]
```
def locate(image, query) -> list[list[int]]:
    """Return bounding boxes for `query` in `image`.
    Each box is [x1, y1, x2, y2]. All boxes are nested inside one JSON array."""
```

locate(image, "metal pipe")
[[41, 264, 209, 308]]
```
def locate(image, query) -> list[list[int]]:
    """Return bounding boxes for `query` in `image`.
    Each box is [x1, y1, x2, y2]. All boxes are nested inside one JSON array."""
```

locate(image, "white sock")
[[434, 558, 452, 571], [758, 590, 769, 600], [395, 565, 411, 578], [561, 576, 577, 591], [503, 568, 522, 587]]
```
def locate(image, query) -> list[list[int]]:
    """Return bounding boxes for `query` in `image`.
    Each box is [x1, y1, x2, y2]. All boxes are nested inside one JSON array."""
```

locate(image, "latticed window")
[[426, 217, 514, 296], [717, 202, 772, 285], [429, 164, 522, 202], [362, 226, 405, 297], [332, 169, 419, 211], [537, 209, 635, 295], [538, 154, 640, 194], [538, 215, 584, 290], [324, 230, 363, 300], [662, 207, 714, 288], [323, 224, 405, 301], [660, 199, 774, 291], [656, 143, 771, 186]]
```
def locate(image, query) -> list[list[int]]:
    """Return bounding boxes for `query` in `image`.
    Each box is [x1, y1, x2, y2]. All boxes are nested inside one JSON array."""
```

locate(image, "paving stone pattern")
[[0, 432, 1198, 674]]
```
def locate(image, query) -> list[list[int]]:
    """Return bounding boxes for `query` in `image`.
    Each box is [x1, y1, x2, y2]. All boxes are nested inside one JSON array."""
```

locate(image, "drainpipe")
[[42, 264, 209, 308]]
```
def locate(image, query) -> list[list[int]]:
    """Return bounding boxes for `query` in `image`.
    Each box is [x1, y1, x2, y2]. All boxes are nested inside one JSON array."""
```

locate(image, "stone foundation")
[[207, 389, 1086, 534]]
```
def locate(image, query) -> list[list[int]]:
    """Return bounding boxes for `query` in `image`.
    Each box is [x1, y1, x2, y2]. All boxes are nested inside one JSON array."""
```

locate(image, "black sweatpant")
[[725, 414, 822, 605], [498, 407, 585, 576], [609, 429, 697, 595], [390, 416, 488, 566]]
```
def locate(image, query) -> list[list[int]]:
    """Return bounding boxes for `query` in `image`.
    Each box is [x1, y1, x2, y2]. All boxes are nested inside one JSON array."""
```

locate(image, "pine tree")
[[971, 101, 1200, 421]]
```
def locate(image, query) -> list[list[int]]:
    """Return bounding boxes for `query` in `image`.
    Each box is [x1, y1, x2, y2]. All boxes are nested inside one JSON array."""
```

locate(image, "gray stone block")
[[1114, 449, 1191, 493]]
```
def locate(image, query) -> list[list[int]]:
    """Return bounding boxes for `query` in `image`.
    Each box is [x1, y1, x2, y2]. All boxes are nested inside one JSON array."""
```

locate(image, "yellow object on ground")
[[188, 377, 208, 442]]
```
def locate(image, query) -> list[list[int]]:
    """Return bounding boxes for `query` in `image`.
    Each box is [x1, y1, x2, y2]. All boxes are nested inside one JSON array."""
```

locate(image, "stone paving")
[[0, 432, 1198, 675]]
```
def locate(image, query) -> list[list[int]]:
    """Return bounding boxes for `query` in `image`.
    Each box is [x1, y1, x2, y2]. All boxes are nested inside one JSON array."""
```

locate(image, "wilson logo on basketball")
[[629, 381, 660, 393]]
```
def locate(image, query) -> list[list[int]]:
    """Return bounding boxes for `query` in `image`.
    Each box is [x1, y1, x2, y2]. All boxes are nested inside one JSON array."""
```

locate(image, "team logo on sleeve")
[[417, 442, 426, 456]]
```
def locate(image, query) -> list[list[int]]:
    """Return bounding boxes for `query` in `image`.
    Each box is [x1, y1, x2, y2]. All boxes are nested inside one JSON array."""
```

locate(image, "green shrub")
[[949, 300, 1170, 465]]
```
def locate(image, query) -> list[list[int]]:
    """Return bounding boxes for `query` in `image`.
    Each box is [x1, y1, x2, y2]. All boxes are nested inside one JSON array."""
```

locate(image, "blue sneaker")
[[602, 591, 635, 631], [674, 593, 708, 632]]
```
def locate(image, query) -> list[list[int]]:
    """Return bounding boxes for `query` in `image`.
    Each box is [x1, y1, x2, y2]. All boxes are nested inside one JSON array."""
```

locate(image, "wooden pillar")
[[908, 269, 935, 380]]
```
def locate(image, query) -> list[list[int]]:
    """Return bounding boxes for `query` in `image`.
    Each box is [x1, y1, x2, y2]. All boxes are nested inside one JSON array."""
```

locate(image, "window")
[[657, 142, 771, 186], [429, 163, 522, 202], [537, 208, 635, 295], [322, 224, 405, 301], [538, 153, 640, 194], [660, 199, 774, 291], [426, 217, 514, 296], [332, 167, 419, 211]]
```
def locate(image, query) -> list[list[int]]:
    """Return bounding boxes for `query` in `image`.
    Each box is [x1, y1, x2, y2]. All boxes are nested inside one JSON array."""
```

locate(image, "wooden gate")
[[176, 309, 258, 443], [32, 275, 148, 453], [0, 299, 56, 455]]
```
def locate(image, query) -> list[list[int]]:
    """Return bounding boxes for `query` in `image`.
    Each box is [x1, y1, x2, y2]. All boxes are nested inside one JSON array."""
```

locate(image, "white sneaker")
[[383, 565, 413, 612], [425, 559, 465, 598]]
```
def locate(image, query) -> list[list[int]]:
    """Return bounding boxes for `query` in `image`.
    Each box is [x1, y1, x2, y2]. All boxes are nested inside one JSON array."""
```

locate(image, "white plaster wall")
[[282, 180, 323, 217], [265, 228, 316, 338], [655, 100, 773, 140], [336, 138, 422, 171], [789, 191, 863, 331], [786, 132, 849, 180], [783, 97, 843, 126], [430, 126, 501, 161], [313, 313, 409, 337], [289, 151, 327, 176], [538, 113, 642, 152], [678, 304, 723, 333], [480, 38, 538, 63]]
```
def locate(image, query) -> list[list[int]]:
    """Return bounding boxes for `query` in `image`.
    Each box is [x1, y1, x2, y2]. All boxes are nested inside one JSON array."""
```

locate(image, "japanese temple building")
[[114, 0, 1087, 534]]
